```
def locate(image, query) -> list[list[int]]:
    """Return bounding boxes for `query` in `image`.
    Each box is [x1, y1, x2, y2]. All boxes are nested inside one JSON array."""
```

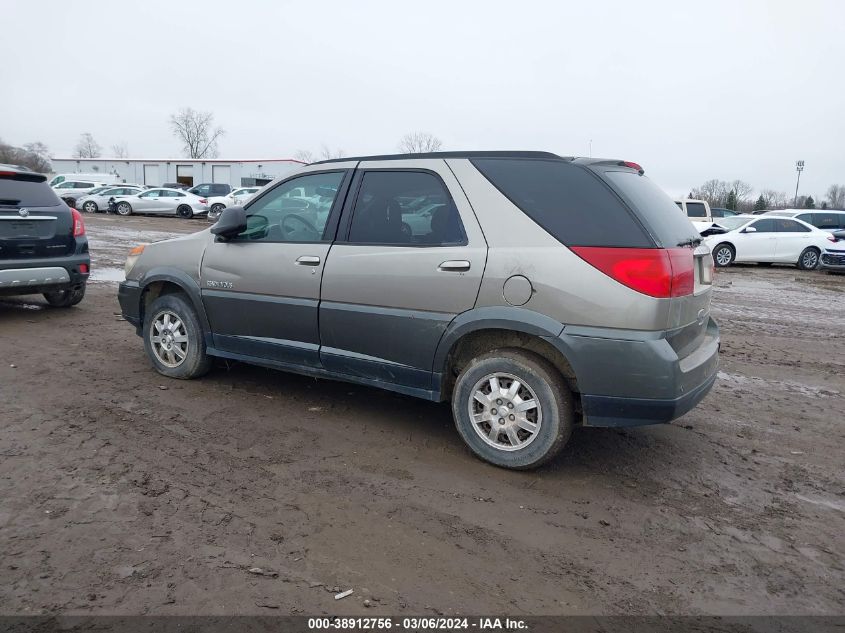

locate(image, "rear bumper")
[[0, 254, 90, 296], [118, 280, 143, 329], [547, 317, 720, 427]]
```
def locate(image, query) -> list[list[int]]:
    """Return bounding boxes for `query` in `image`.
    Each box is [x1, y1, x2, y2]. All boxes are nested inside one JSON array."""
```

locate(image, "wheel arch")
[[138, 268, 211, 340], [433, 307, 580, 405]]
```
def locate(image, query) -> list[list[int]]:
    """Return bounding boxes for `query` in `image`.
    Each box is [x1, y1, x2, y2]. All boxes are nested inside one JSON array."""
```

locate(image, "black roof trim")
[[311, 151, 569, 165]]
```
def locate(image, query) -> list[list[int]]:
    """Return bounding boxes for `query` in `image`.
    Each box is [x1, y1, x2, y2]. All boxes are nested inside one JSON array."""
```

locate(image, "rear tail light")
[[570, 247, 695, 298], [79, 264, 89, 274], [827, 235, 836, 242], [199, 198, 208, 204], [70, 208, 85, 237]]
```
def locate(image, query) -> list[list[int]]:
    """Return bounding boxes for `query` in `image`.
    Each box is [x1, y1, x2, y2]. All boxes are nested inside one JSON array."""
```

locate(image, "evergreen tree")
[[754, 194, 767, 211], [805, 196, 815, 209], [726, 189, 738, 211]]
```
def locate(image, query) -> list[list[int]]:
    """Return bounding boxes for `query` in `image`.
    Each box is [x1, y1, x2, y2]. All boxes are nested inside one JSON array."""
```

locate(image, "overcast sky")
[[2, 0, 843, 197]]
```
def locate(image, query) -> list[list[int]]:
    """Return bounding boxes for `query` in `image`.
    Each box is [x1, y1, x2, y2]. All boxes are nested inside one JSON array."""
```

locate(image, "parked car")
[[78, 185, 145, 213], [48, 173, 120, 187], [161, 182, 191, 191], [207, 186, 262, 221], [188, 183, 232, 198], [711, 207, 740, 218], [820, 229, 845, 273], [762, 209, 845, 233], [52, 180, 110, 207], [0, 164, 90, 307], [118, 152, 719, 469], [703, 214, 835, 269], [674, 198, 714, 233], [112, 187, 208, 218]]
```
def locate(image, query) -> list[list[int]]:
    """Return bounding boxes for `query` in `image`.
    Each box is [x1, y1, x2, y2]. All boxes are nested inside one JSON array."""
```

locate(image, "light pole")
[[794, 160, 804, 207]]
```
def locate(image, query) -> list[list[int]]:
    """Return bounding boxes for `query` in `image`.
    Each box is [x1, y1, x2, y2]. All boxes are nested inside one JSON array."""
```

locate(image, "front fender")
[[139, 267, 212, 338]]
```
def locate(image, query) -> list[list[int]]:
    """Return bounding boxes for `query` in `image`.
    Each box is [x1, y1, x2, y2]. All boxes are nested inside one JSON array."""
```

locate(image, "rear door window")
[[0, 176, 61, 207], [472, 159, 653, 247], [347, 171, 466, 246], [813, 213, 842, 230], [776, 219, 810, 232]]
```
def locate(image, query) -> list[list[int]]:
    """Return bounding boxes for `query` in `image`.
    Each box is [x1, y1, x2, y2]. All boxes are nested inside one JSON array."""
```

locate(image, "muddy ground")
[[1, 214, 843, 616]]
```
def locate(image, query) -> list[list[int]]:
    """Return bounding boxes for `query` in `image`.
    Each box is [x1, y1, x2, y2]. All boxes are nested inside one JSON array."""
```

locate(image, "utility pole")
[[794, 160, 804, 207]]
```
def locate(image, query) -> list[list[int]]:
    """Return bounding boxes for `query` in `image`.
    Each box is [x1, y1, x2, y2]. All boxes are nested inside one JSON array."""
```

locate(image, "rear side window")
[[813, 213, 843, 230], [601, 170, 701, 247], [685, 202, 708, 218], [472, 159, 651, 248], [0, 176, 61, 207], [776, 219, 810, 232]]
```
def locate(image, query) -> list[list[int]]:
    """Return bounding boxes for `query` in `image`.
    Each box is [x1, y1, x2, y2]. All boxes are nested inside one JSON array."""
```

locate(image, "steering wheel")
[[281, 213, 319, 237]]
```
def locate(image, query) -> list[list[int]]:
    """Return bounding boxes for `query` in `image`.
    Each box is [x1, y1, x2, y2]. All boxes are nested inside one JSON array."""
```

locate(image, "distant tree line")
[[0, 138, 51, 172], [689, 179, 845, 211]]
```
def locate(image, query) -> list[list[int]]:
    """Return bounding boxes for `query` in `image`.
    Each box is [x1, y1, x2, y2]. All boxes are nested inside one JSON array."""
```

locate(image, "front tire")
[[43, 284, 86, 307], [116, 202, 133, 216], [210, 203, 225, 218], [142, 294, 211, 379], [713, 243, 735, 267], [177, 205, 194, 219], [452, 348, 573, 470], [82, 201, 98, 213], [798, 247, 820, 270]]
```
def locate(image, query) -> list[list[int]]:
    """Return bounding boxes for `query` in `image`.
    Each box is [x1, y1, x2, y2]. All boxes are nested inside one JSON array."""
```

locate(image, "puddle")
[[717, 371, 840, 399], [89, 267, 125, 283], [0, 300, 44, 311]]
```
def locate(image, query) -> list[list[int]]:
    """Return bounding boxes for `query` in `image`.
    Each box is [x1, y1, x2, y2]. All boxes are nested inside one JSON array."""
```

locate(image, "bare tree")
[[729, 180, 753, 203], [73, 132, 101, 158], [319, 144, 345, 160], [111, 141, 129, 158], [294, 149, 315, 163], [169, 107, 225, 159], [398, 132, 443, 154], [760, 189, 790, 209], [690, 179, 729, 208], [0, 138, 51, 173], [825, 184, 845, 210]]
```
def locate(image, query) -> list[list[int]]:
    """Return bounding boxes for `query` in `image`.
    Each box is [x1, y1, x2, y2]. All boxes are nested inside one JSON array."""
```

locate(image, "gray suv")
[[118, 152, 719, 469]]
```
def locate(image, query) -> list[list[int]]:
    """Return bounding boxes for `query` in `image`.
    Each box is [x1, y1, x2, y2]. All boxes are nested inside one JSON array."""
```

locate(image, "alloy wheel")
[[150, 310, 189, 368], [468, 372, 542, 451]]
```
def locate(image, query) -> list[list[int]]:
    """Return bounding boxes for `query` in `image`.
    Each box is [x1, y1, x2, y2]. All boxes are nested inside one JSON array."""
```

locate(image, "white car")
[[704, 214, 835, 269], [112, 187, 208, 218], [762, 209, 845, 234], [52, 180, 111, 207], [77, 185, 145, 213], [48, 173, 120, 187], [207, 186, 262, 221]]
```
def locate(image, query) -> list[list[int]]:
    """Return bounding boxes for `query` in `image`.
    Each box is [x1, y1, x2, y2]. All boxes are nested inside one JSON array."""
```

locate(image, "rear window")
[[471, 158, 652, 247], [0, 176, 61, 207], [685, 202, 708, 218], [602, 171, 702, 247]]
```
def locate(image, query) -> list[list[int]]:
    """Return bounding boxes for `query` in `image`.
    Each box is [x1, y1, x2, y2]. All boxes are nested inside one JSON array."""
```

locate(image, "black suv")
[[188, 183, 232, 197], [0, 165, 90, 307]]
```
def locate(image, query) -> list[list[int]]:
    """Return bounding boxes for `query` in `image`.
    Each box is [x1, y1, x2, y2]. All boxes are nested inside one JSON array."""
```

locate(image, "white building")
[[49, 157, 304, 188]]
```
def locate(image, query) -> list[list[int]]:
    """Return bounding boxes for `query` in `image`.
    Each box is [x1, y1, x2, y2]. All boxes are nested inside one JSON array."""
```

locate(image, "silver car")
[[78, 186, 145, 213], [113, 187, 208, 218], [118, 152, 719, 469]]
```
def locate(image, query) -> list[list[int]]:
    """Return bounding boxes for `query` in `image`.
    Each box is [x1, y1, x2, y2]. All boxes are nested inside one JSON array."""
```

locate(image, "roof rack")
[[312, 151, 567, 165]]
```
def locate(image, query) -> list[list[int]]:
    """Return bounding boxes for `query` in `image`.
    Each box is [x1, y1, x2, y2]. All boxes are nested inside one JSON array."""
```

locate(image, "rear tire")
[[142, 293, 211, 379], [116, 202, 133, 216], [713, 243, 735, 267], [44, 284, 86, 308], [798, 247, 820, 270], [452, 348, 573, 470], [177, 205, 194, 219]]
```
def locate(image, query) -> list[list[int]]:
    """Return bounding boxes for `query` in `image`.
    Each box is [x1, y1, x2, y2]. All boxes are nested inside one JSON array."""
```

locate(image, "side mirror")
[[210, 206, 247, 239], [743, 226, 757, 233]]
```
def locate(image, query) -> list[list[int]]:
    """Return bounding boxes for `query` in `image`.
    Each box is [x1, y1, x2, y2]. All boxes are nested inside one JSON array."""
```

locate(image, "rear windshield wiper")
[[677, 237, 702, 247]]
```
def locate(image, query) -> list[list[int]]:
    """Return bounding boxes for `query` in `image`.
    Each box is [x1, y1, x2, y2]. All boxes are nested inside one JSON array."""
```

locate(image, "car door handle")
[[296, 255, 321, 266], [438, 260, 471, 272]]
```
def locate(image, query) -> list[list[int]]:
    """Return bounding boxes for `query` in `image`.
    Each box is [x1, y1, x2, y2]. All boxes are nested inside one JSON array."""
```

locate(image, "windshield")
[[716, 217, 753, 231]]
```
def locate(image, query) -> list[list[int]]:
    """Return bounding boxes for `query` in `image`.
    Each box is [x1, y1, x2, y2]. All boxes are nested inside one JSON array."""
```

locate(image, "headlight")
[[125, 244, 146, 277]]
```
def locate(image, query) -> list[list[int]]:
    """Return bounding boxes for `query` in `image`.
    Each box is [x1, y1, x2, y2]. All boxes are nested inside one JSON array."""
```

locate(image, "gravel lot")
[[1, 214, 843, 616]]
